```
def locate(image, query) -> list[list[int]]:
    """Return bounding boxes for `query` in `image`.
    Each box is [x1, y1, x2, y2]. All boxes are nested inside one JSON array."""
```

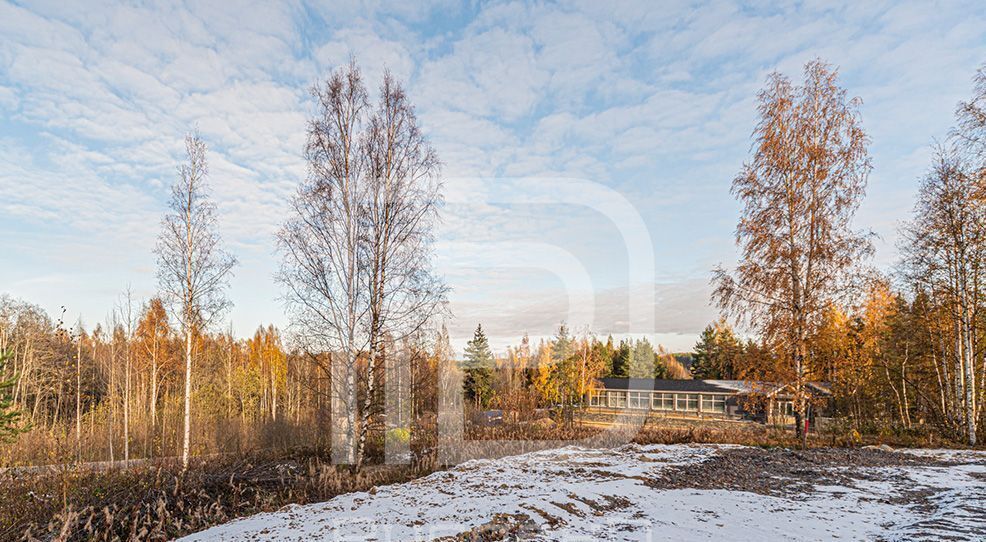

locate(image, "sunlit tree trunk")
[[156, 133, 236, 469]]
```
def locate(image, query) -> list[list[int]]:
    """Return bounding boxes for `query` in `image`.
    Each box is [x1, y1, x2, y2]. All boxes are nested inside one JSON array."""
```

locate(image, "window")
[[628, 391, 649, 410], [589, 392, 604, 407], [676, 394, 699, 412], [652, 392, 673, 410], [778, 401, 794, 416], [701, 394, 726, 413], [607, 391, 627, 408]]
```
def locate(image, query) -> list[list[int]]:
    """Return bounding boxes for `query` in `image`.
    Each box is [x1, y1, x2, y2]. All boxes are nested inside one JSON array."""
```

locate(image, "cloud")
[[0, 86, 17, 110], [1, 0, 985, 344], [446, 278, 715, 353]]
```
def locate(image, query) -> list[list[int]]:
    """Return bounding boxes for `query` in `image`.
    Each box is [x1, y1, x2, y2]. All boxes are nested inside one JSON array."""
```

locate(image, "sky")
[[1, 1, 984, 354]]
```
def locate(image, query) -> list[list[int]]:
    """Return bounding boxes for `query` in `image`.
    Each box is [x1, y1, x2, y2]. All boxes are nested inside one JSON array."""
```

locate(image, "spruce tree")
[[610, 340, 631, 377], [628, 338, 656, 378], [463, 325, 495, 408], [692, 322, 743, 379], [691, 325, 719, 379], [551, 324, 573, 364]]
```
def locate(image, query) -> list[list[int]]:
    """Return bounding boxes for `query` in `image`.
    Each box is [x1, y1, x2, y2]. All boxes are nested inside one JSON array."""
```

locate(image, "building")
[[586, 377, 832, 424]]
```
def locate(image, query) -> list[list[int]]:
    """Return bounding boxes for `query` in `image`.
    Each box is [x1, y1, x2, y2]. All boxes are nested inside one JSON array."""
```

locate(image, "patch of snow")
[[179, 444, 985, 541]]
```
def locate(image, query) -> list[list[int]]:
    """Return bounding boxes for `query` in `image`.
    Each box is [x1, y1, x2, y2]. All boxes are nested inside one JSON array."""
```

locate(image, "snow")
[[180, 444, 986, 541]]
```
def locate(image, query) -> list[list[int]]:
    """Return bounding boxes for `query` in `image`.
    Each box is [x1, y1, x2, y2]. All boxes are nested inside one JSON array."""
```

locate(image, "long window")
[[607, 391, 627, 409], [628, 391, 649, 410], [676, 394, 699, 412], [652, 392, 674, 410], [701, 394, 726, 413]]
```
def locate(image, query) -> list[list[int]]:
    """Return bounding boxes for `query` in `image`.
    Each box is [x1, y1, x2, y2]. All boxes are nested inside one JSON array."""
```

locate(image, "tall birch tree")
[[901, 147, 984, 445], [713, 59, 872, 448], [278, 62, 369, 466], [156, 133, 236, 468], [278, 61, 445, 469]]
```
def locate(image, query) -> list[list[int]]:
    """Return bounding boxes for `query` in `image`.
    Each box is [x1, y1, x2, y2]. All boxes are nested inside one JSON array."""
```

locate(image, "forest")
[[0, 56, 985, 539], [2, 59, 986, 468]]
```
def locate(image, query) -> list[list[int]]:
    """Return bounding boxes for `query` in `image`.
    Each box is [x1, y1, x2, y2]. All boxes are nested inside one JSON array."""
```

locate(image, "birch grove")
[[277, 61, 446, 470]]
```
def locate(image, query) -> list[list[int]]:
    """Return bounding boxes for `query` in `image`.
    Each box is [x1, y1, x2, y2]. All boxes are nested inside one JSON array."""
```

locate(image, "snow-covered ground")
[[180, 444, 985, 541]]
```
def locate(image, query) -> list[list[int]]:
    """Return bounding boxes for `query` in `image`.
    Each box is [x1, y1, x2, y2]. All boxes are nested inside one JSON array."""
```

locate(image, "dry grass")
[[1, 448, 433, 542], [3, 412, 971, 541]]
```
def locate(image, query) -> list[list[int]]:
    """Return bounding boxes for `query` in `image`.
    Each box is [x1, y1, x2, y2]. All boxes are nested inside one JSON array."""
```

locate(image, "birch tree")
[[156, 133, 236, 468], [116, 288, 136, 463], [278, 62, 369, 465], [896, 64, 986, 446], [278, 61, 445, 469], [359, 71, 445, 469], [713, 59, 872, 448], [901, 147, 984, 445]]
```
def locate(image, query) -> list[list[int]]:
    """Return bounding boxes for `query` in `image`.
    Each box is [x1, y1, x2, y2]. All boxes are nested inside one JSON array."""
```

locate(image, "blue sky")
[[1, 0, 984, 353]]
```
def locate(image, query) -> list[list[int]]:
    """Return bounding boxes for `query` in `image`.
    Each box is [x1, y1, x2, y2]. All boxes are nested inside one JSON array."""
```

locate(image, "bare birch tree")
[[156, 133, 236, 468], [278, 61, 370, 466], [896, 63, 986, 446], [74, 319, 84, 462], [278, 60, 445, 470], [115, 287, 136, 464], [713, 59, 872, 448], [358, 71, 445, 469], [955, 63, 986, 163]]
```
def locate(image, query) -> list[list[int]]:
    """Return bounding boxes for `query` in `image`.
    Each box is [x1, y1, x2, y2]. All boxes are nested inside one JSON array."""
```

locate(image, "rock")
[[862, 444, 894, 452]]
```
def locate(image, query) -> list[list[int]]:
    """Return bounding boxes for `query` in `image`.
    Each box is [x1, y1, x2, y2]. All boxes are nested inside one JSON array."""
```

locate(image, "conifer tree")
[[628, 338, 656, 378], [610, 340, 631, 378], [551, 324, 573, 364], [691, 325, 719, 379], [463, 324, 495, 408], [691, 322, 742, 379]]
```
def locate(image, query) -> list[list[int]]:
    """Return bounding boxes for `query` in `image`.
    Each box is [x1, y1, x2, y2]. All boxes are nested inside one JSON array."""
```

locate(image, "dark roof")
[[595, 378, 833, 397], [597, 378, 742, 393]]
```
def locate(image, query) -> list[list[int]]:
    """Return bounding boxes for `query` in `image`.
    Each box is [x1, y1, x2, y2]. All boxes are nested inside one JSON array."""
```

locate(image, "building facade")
[[586, 378, 829, 424]]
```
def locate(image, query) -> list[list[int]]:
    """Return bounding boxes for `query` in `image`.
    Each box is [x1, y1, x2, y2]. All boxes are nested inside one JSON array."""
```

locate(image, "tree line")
[[461, 324, 689, 410], [2, 57, 985, 465], [0, 294, 314, 464]]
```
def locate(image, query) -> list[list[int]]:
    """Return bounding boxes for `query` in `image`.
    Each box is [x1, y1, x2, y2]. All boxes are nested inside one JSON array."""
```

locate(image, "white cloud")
[[1, 0, 985, 343], [0, 86, 17, 109]]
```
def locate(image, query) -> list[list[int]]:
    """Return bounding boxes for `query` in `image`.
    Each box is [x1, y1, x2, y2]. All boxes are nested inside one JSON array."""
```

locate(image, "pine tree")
[[463, 324, 494, 408], [0, 349, 23, 442]]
